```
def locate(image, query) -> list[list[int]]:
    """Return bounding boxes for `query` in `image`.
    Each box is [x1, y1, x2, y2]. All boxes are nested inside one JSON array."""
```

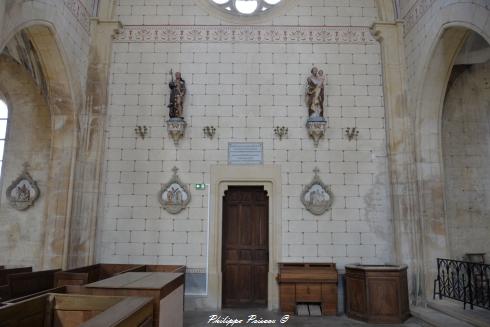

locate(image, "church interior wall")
[[442, 60, 490, 262], [98, 0, 394, 303], [0, 0, 488, 313]]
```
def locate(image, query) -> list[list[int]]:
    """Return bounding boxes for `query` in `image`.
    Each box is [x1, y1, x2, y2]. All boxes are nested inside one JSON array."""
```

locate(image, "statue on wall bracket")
[[301, 167, 333, 215], [6, 162, 40, 211], [158, 167, 191, 214], [166, 70, 187, 145], [305, 66, 327, 147]]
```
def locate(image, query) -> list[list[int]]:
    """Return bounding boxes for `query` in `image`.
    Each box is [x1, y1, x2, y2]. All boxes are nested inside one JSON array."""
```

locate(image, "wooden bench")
[[85, 272, 185, 327], [0, 293, 153, 326], [4, 269, 60, 300], [54, 264, 186, 287], [0, 267, 32, 285], [53, 264, 144, 287], [144, 265, 186, 273], [0, 267, 33, 301]]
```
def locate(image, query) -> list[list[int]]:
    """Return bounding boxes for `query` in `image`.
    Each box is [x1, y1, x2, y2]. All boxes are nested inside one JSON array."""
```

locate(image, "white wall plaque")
[[228, 142, 263, 165], [158, 167, 191, 214], [6, 163, 40, 211]]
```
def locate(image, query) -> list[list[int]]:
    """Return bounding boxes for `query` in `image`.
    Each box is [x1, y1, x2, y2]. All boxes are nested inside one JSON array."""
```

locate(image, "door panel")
[[222, 186, 269, 307]]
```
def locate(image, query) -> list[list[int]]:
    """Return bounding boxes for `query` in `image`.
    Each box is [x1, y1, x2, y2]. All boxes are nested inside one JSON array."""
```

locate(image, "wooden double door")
[[222, 186, 269, 307]]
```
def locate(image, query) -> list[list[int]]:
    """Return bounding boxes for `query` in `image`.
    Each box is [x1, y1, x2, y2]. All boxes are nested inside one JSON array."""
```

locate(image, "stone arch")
[[414, 8, 490, 296], [0, 23, 79, 269], [0, 54, 52, 269]]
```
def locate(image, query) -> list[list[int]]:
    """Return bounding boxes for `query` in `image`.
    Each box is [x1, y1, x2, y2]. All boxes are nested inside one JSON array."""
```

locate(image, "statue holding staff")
[[168, 70, 186, 119]]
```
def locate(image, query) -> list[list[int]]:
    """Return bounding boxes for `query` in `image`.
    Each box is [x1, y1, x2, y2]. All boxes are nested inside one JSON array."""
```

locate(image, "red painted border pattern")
[[113, 25, 377, 44]]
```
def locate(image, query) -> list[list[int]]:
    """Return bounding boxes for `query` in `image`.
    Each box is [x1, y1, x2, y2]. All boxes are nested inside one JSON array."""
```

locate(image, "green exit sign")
[[195, 183, 206, 190]]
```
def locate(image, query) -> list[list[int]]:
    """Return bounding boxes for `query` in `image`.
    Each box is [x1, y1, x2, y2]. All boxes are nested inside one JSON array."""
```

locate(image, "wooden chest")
[[276, 263, 338, 315]]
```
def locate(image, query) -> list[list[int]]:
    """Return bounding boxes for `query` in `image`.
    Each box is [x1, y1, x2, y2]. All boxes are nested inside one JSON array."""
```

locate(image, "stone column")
[[370, 21, 424, 304], [66, 16, 121, 268]]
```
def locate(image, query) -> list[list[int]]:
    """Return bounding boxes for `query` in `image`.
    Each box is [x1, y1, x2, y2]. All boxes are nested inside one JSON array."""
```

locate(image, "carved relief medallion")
[[6, 163, 40, 211], [300, 167, 333, 215], [158, 167, 191, 214]]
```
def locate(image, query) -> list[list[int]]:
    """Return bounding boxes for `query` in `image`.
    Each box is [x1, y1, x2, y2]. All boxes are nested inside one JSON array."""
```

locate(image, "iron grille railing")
[[433, 258, 490, 310]]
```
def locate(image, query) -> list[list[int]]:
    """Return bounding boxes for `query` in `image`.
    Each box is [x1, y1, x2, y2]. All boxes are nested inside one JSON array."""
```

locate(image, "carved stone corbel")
[[167, 118, 187, 145], [306, 119, 327, 147]]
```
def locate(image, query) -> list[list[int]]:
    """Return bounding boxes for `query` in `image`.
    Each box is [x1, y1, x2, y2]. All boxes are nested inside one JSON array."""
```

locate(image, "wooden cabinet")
[[276, 263, 338, 315], [345, 264, 410, 324]]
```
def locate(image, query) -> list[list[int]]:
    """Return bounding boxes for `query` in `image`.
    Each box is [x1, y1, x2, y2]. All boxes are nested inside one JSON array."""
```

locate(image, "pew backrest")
[[7, 269, 60, 299], [0, 267, 32, 285]]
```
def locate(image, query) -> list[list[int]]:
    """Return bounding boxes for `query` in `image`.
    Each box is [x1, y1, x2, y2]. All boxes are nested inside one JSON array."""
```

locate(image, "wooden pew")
[[0, 293, 153, 327], [85, 272, 185, 327], [0, 267, 32, 285], [53, 264, 186, 288], [144, 265, 186, 273], [6, 269, 60, 300], [3, 286, 72, 304], [54, 264, 145, 287], [0, 267, 33, 301]]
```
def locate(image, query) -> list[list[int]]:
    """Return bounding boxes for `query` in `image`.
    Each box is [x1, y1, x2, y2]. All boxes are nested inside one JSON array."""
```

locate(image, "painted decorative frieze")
[[113, 25, 377, 44], [6, 163, 40, 211], [158, 167, 191, 214], [301, 167, 333, 215]]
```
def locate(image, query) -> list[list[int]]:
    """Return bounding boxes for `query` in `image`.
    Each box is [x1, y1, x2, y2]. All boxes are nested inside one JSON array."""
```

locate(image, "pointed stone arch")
[[415, 17, 490, 298], [0, 22, 80, 269]]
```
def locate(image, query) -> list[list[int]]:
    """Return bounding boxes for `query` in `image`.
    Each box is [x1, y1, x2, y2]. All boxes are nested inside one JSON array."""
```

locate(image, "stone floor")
[[184, 309, 424, 326]]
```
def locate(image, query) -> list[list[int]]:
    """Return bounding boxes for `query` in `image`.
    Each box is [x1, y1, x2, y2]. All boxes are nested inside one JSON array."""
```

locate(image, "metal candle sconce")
[[135, 126, 148, 139], [345, 127, 359, 141], [203, 126, 216, 139], [274, 126, 288, 140]]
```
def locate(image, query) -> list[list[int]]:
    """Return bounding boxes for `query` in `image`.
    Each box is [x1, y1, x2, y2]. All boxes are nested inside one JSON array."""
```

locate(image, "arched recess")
[[442, 36, 490, 261], [0, 23, 79, 269], [415, 23, 490, 297], [0, 55, 52, 269]]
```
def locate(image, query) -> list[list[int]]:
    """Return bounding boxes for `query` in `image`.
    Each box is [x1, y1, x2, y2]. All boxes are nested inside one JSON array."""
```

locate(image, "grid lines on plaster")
[[102, 34, 390, 267]]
